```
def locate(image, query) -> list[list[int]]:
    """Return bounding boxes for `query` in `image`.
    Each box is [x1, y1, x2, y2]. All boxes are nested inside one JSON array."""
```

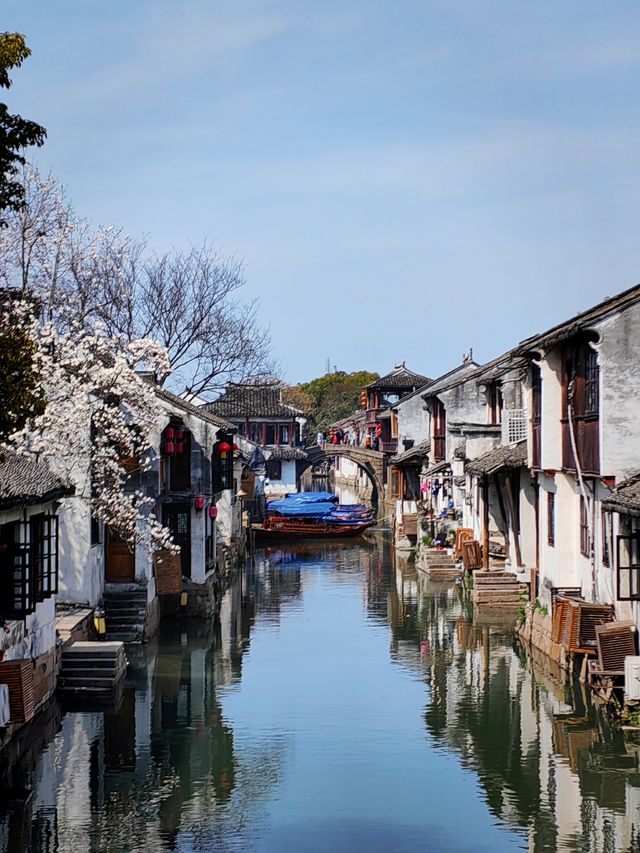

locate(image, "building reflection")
[[378, 548, 640, 853], [6, 540, 640, 852], [0, 562, 296, 853]]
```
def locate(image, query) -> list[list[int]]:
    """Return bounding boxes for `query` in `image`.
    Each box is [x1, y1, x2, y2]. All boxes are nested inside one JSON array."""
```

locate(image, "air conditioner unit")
[[625, 656, 640, 701]]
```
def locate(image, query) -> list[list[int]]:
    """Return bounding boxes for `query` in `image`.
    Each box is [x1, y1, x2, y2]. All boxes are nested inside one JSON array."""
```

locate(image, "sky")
[[4, 1, 640, 383]]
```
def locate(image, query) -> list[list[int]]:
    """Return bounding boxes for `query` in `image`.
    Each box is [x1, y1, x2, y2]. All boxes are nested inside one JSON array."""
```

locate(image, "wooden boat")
[[254, 492, 376, 542], [254, 517, 375, 542]]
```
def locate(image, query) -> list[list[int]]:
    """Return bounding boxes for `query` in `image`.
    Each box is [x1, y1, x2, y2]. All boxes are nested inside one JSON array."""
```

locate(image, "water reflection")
[[3, 539, 640, 851]]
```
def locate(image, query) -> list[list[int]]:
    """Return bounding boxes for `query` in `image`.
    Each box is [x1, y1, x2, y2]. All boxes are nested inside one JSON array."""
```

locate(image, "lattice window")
[[502, 408, 528, 445]]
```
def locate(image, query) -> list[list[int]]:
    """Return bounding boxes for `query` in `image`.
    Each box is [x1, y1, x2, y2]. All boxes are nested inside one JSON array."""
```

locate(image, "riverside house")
[[204, 383, 308, 498], [0, 450, 72, 745], [57, 386, 247, 640], [512, 284, 640, 618]]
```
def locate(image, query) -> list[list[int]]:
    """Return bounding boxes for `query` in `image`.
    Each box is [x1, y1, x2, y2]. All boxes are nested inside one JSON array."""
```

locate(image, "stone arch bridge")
[[300, 445, 386, 513]]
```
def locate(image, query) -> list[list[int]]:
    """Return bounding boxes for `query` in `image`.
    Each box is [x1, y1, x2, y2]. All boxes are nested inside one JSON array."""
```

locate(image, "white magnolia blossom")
[[3, 301, 177, 552]]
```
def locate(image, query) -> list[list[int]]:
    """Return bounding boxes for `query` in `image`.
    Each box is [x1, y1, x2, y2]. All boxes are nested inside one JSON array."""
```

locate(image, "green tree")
[[0, 295, 44, 441], [0, 32, 46, 226], [298, 370, 379, 432]]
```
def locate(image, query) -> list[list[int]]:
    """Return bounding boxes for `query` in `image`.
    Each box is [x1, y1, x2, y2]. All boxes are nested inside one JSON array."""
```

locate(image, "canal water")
[[3, 537, 640, 852]]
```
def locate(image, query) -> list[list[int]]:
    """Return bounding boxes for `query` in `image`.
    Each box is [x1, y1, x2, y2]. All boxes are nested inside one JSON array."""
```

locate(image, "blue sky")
[[5, 1, 640, 383]]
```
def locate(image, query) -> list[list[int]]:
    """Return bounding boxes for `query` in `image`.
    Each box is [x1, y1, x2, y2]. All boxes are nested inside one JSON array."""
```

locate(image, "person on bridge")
[[317, 431, 324, 448]]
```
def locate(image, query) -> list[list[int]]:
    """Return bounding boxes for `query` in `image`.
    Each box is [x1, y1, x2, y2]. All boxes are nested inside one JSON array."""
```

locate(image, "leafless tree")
[[0, 165, 278, 399]]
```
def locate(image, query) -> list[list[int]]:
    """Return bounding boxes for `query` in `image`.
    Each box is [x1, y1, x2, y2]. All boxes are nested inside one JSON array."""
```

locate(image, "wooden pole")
[[482, 476, 490, 569], [504, 471, 522, 568]]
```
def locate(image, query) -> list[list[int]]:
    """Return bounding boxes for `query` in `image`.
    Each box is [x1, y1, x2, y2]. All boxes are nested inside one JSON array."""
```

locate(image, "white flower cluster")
[[2, 302, 177, 553]]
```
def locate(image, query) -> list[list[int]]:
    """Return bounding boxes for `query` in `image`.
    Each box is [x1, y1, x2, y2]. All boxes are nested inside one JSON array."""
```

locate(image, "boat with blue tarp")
[[254, 492, 375, 541]]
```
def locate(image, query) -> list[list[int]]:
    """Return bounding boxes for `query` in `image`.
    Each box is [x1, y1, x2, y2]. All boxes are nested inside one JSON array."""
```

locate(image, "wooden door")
[[105, 527, 135, 582], [162, 504, 191, 578]]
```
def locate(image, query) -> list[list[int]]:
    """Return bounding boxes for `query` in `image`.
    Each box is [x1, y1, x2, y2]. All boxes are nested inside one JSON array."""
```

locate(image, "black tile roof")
[[603, 472, 640, 518], [516, 283, 640, 353], [267, 446, 308, 461], [204, 384, 304, 419], [366, 364, 431, 392], [0, 450, 73, 510], [156, 388, 234, 430], [390, 439, 431, 467], [465, 441, 528, 476]]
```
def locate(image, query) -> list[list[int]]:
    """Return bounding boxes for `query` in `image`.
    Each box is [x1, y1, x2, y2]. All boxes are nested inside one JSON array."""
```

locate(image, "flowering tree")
[[0, 166, 277, 399], [3, 297, 175, 550]]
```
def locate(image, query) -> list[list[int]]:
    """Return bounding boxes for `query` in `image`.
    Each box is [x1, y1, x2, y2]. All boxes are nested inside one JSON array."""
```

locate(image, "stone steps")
[[103, 584, 148, 642], [472, 570, 527, 608], [59, 642, 127, 693]]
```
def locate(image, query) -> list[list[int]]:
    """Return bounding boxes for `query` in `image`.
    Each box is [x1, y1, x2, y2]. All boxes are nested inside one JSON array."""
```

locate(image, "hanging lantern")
[[208, 505, 218, 520], [233, 443, 238, 451], [175, 442, 184, 454], [175, 429, 184, 441], [194, 496, 205, 510], [164, 441, 175, 455], [218, 441, 231, 453], [164, 427, 175, 440]]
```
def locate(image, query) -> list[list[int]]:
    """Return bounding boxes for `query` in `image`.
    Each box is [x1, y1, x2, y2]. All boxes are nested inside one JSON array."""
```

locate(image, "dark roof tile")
[[0, 450, 73, 510], [204, 384, 304, 419], [466, 441, 528, 476]]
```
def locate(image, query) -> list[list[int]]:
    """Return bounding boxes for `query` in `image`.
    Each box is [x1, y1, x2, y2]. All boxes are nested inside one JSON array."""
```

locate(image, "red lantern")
[[208, 505, 218, 520], [175, 442, 184, 454], [233, 443, 238, 451], [175, 429, 184, 441], [164, 441, 175, 455], [375, 423, 382, 437], [165, 427, 175, 440], [194, 496, 205, 510], [218, 441, 231, 453]]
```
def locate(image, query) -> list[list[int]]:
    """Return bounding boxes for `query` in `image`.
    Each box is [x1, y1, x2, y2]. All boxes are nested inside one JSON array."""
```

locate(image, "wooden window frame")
[[32, 514, 58, 601], [602, 510, 612, 568], [547, 492, 555, 547], [531, 365, 542, 469], [487, 382, 503, 426], [432, 399, 446, 463], [266, 459, 282, 480], [617, 532, 640, 601], [390, 469, 402, 499], [1, 519, 35, 619], [579, 496, 590, 558], [561, 338, 600, 474]]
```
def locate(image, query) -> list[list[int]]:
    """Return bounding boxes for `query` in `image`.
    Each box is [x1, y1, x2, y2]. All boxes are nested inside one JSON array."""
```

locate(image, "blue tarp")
[[267, 501, 337, 518], [284, 492, 337, 503]]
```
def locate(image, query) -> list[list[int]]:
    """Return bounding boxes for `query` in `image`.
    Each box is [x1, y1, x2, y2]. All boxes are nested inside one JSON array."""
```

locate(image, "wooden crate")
[[560, 598, 614, 652], [462, 540, 483, 571], [595, 620, 637, 672], [154, 549, 183, 596], [0, 660, 35, 723], [552, 597, 571, 644], [455, 528, 473, 557], [403, 514, 418, 536]]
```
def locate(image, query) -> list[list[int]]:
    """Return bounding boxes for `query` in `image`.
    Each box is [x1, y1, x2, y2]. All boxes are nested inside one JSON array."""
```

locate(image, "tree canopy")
[[0, 33, 46, 226], [296, 370, 379, 432]]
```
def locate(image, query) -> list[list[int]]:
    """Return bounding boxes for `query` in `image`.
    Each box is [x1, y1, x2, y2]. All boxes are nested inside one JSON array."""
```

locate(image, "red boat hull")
[[254, 520, 375, 542]]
